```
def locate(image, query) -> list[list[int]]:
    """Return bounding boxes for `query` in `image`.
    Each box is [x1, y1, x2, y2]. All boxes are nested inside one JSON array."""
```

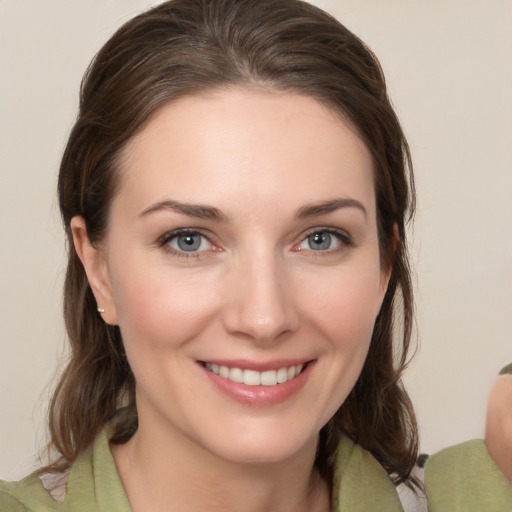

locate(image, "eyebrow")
[[295, 198, 367, 220], [139, 200, 228, 222], [139, 197, 366, 223]]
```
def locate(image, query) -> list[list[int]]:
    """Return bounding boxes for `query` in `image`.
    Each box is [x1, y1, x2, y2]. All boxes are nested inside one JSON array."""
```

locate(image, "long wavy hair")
[[51, 0, 417, 488]]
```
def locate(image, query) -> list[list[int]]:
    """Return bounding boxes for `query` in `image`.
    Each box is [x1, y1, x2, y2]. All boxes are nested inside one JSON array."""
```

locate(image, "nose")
[[222, 254, 300, 344]]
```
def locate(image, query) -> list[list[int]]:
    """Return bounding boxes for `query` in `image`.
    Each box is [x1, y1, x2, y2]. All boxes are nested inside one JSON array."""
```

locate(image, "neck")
[[111, 410, 330, 512]]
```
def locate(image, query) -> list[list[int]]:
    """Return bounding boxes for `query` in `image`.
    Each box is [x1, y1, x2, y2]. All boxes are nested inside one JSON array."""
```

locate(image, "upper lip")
[[199, 359, 314, 372]]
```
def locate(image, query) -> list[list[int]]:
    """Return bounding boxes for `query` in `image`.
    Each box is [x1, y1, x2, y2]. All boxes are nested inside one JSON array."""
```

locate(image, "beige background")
[[0, 1, 510, 480]]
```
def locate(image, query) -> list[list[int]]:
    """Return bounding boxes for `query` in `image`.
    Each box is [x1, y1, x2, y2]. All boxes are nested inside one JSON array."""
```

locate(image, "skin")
[[486, 374, 512, 481], [72, 89, 390, 512]]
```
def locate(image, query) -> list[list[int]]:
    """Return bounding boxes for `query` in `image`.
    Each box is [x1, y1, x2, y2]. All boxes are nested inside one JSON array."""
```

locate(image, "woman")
[[0, 0, 509, 510]]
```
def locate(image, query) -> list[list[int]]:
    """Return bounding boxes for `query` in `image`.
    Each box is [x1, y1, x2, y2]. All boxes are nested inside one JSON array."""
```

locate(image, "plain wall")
[[0, 0, 510, 480]]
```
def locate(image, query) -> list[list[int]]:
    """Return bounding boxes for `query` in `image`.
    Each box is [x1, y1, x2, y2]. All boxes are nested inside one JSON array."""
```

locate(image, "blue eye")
[[297, 230, 347, 252], [166, 231, 212, 253], [307, 232, 333, 251]]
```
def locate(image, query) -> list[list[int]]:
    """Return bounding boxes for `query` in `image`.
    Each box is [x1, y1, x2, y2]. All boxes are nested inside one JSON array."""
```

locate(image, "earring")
[[97, 308, 105, 314]]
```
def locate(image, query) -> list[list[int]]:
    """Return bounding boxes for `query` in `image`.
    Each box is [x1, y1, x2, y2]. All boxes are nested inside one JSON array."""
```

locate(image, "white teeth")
[[205, 363, 305, 386], [276, 367, 288, 384], [243, 369, 261, 386], [229, 367, 244, 383], [260, 370, 277, 386]]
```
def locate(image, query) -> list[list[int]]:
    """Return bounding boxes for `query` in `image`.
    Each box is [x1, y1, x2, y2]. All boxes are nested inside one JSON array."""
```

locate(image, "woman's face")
[[89, 89, 389, 464]]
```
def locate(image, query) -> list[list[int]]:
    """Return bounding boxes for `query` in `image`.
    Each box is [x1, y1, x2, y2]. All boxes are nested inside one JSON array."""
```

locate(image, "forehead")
[[116, 88, 376, 219]]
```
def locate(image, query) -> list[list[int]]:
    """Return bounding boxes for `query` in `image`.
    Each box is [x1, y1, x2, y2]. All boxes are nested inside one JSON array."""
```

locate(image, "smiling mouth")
[[203, 362, 308, 387]]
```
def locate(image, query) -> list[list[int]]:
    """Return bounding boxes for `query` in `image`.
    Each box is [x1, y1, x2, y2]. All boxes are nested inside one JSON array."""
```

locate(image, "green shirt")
[[1, 428, 511, 511]]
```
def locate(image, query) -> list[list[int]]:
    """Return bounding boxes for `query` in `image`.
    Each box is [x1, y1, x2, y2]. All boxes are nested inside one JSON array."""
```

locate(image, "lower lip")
[[200, 362, 314, 406]]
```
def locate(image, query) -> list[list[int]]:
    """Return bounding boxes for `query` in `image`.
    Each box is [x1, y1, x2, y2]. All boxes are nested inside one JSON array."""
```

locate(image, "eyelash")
[[294, 227, 353, 255], [157, 227, 353, 260], [158, 228, 216, 259]]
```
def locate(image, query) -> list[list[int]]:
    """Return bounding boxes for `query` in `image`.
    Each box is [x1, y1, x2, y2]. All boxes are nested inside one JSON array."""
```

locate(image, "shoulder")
[[0, 474, 52, 511], [332, 436, 405, 511], [0, 418, 132, 512], [425, 439, 512, 511], [0, 484, 25, 512], [0, 434, 99, 511], [0, 470, 73, 511]]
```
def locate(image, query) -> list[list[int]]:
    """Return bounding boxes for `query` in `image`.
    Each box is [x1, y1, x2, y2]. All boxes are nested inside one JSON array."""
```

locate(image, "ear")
[[379, 223, 399, 298], [70, 216, 118, 325]]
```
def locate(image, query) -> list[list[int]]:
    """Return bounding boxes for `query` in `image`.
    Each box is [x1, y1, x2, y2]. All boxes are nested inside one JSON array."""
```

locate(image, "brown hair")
[[52, 0, 417, 488]]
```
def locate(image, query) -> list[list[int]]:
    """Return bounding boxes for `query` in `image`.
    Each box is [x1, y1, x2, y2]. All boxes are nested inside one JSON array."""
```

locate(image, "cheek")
[[293, 267, 383, 427], [109, 257, 221, 352], [299, 262, 385, 346]]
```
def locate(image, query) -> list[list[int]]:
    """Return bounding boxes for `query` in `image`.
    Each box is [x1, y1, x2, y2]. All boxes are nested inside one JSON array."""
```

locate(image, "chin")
[[193, 418, 321, 467]]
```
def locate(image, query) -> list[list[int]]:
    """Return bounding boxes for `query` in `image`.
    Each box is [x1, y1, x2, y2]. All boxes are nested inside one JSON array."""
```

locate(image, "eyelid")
[[157, 228, 220, 258], [293, 226, 353, 252]]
